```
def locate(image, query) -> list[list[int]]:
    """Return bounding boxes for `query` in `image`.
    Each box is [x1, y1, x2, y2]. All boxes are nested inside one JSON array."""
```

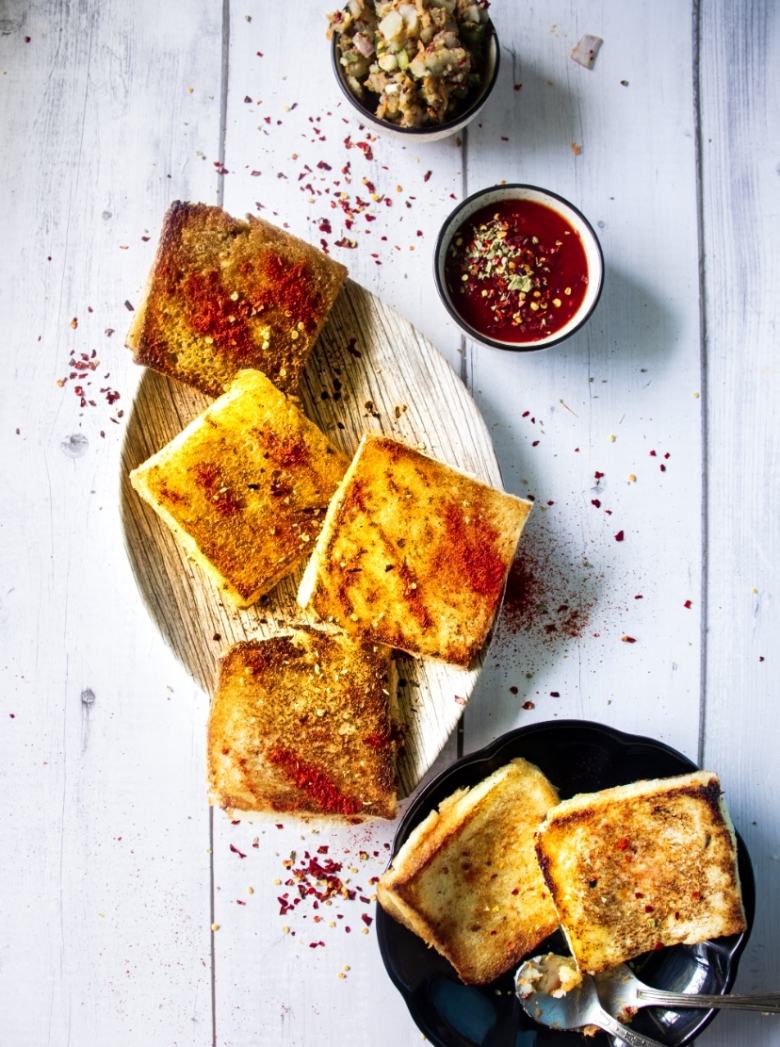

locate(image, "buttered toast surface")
[[377, 758, 560, 983], [535, 770, 746, 973], [208, 629, 397, 819], [298, 434, 532, 666], [130, 368, 348, 607], [126, 201, 347, 397]]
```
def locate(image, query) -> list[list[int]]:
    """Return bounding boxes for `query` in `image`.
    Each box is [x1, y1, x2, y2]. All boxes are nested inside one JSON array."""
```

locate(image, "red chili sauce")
[[444, 198, 589, 343]]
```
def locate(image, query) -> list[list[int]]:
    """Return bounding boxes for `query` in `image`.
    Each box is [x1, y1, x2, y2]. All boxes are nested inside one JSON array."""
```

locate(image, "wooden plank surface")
[[1, 1, 778, 1045], [465, 0, 704, 760], [0, 2, 222, 1044], [697, 2, 780, 1044]]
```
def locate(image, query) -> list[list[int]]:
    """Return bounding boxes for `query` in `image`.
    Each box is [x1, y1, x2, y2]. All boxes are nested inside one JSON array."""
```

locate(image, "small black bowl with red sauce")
[[434, 185, 604, 351]]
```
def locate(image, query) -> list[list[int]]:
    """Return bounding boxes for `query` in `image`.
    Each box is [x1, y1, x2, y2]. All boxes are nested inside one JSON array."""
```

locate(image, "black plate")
[[376, 720, 755, 1047]]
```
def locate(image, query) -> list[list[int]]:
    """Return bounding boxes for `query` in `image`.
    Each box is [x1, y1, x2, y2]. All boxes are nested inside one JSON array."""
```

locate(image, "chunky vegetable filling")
[[329, 0, 490, 128]]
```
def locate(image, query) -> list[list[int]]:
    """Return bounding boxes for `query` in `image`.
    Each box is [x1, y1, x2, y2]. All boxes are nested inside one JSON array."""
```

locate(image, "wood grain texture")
[[0, 1, 223, 1044], [463, 1, 705, 759], [121, 280, 502, 795], [697, 2, 780, 1043]]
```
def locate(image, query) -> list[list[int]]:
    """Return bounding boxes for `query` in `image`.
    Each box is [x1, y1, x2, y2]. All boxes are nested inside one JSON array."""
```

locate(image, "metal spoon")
[[596, 962, 780, 1016], [515, 960, 665, 1046]]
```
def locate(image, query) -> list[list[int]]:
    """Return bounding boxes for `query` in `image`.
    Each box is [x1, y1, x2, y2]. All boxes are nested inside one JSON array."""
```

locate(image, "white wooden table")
[[2, 2, 778, 1044]]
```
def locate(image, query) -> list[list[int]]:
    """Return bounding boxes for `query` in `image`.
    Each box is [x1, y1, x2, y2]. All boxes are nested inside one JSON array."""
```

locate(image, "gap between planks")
[[691, 0, 709, 767]]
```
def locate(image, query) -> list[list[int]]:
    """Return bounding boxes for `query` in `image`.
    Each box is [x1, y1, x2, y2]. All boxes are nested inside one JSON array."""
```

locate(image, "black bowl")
[[376, 720, 754, 1047]]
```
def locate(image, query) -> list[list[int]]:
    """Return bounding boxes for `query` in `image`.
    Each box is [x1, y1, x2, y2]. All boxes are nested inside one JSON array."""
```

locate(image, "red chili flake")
[[683, 599, 692, 609], [617, 837, 631, 851], [308, 941, 326, 949], [243, 95, 252, 104], [522, 410, 530, 418], [256, 51, 264, 57], [649, 449, 657, 457], [614, 530, 625, 542], [317, 160, 332, 171], [634, 594, 643, 600], [513, 83, 523, 91], [267, 746, 361, 815], [230, 843, 247, 859], [550, 691, 560, 697], [509, 686, 519, 695], [759, 656, 765, 662], [594, 470, 604, 480], [423, 170, 432, 182], [664, 452, 671, 460], [644, 904, 655, 913], [360, 914, 373, 927], [522, 700, 535, 710], [318, 218, 332, 234], [660, 463, 667, 472], [500, 135, 509, 142], [621, 635, 637, 644], [532, 439, 540, 447], [591, 498, 601, 508], [124, 300, 134, 311]]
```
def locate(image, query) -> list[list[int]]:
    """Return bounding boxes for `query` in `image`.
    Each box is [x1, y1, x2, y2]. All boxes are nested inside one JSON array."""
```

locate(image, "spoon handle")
[[595, 1004, 666, 1046], [636, 988, 780, 1013]]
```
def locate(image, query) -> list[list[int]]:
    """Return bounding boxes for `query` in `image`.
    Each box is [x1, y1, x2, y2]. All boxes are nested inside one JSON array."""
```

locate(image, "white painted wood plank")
[[697, 2, 780, 1044], [463, 2, 705, 764], [0, 2, 222, 1043]]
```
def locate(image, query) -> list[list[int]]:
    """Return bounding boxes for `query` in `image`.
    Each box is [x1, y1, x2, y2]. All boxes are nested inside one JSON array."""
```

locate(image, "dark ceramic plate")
[[376, 720, 754, 1047]]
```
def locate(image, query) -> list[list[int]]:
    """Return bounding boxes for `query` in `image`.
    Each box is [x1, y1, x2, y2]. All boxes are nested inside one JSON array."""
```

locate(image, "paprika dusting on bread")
[[297, 434, 533, 667], [126, 201, 347, 396], [208, 629, 398, 819]]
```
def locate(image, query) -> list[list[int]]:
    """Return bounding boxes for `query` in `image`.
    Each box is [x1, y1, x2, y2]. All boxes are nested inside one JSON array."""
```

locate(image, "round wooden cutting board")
[[120, 280, 502, 795]]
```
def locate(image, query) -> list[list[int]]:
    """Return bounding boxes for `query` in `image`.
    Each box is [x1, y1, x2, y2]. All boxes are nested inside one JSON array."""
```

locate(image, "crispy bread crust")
[[126, 201, 347, 396], [378, 758, 560, 983], [297, 434, 533, 667], [208, 629, 397, 819], [130, 368, 348, 606], [535, 771, 747, 973]]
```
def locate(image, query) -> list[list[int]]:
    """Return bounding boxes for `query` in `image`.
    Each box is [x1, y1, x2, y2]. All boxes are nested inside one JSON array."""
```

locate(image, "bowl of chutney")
[[434, 184, 604, 351]]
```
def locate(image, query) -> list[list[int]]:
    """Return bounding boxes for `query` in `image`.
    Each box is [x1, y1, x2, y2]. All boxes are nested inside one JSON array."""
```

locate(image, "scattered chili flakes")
[[683, 599, 692, 609], [571, 142, 582, 156], [614, 530, 625, 542], [230, 843, 247, 859], [522, 700, 535, 710], [621, 635, 637, 644]]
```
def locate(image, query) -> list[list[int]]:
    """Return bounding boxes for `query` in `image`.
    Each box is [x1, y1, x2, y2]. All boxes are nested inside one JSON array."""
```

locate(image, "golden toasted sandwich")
[[129, 368, 348, 607], [535, 770, 746, 973], [126, 201, 347, 396], [377, 758, 560, 983], [208, 628, 397, 819], [297, 434, 533, 667]]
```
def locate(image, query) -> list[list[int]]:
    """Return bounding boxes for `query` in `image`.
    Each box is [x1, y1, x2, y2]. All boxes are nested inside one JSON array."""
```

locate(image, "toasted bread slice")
[[129, 369, 348, 607], [377, 758, 560, 983], [126, 201, 347, 396], [535, 771, 746, 974], [208, 628, 397, 819], [297, 434, 532, 667]]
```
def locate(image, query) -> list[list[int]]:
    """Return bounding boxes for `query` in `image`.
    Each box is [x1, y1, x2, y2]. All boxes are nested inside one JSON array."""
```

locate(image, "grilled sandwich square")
[[535, 771, 746, 974], [126, 201, 347, 397], [208, 629, 397, 819], [377, 758, 560, 984], [129, 369, 348, 607], [297, 434, 533, 667]]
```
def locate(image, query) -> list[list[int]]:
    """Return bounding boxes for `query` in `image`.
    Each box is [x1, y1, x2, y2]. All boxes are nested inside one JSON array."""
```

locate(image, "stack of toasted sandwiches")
[[127, 202, 533, 821]]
